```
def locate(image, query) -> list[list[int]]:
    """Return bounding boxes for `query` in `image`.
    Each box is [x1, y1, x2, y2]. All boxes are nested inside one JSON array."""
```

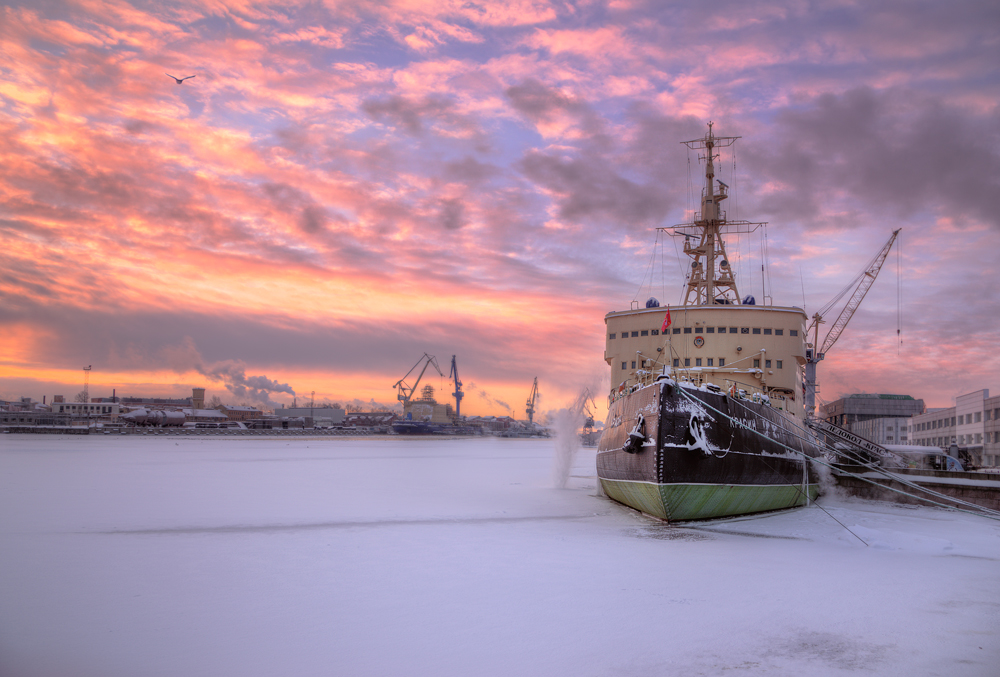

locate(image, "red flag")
[[661, 308, 671, 332]]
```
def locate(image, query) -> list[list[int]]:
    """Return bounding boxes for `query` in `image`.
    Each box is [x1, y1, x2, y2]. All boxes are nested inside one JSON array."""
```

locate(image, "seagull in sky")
[[165, 73, 196, 84]]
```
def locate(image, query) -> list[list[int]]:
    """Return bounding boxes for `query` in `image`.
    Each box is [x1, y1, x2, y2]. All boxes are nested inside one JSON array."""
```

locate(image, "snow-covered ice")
[[1, 435, 998, 676]]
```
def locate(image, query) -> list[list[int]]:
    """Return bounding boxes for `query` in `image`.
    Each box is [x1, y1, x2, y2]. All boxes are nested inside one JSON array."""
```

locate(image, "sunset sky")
[[1, 0, 998, 418]]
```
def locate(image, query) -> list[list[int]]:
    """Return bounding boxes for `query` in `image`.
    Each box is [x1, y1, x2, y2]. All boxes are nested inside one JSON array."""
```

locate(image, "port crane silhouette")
[[448, 355, 464, 418], [394, 354, 443, 406], [525, 377, 539, 424]]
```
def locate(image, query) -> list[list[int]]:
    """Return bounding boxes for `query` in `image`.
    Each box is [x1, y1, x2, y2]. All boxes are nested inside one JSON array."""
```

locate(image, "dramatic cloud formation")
[[1, 0, 998, 415]]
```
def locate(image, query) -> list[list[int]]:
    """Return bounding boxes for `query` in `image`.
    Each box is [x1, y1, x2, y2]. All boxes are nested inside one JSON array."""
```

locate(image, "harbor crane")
[[525, 377, 539, 424], [394, 354, 443, 405], [804, 229, 901, 417], [448, 355, 464, 418]]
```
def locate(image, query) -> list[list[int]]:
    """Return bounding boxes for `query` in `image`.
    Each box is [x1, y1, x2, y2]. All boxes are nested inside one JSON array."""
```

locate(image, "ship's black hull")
[[597, 379, 821, 520]]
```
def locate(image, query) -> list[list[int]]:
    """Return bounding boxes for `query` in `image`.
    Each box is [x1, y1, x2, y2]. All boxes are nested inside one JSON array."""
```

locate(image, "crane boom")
[[448, 355, 464, 418], [804, 229, 900, 416], [818, 229, 900, 357], [394, 353, 443, 404]]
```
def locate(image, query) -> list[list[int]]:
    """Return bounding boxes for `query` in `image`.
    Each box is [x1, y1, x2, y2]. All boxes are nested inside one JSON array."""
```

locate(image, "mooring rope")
[[671, 384, 1000, 522], [719, 389, 1000, 519]]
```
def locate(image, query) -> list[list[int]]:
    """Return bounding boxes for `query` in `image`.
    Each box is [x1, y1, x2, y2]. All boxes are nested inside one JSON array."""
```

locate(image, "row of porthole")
[[610, 328, 799, 339]]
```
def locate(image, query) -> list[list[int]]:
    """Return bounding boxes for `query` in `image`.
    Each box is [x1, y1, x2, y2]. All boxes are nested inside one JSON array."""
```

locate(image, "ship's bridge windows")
[[729, 327, 738, 333], [763, 328, 772, 335], [683, 327, 692, 334], [790, 330, 798, 336], [775, 329, 784, 336], [609, 333, 616, 339], [706, 327, 715, 333], [752, 328, 761, 334], [741, 327, 750, 334], [641, 330, 648, 336], [673, 328, 681, 334]]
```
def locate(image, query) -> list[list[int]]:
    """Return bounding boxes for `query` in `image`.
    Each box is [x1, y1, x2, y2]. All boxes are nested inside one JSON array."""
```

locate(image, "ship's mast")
[[676, 123, 745, 306]]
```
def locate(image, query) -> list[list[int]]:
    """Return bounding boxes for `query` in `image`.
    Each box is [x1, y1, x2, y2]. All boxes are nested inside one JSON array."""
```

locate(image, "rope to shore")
[[671, 384, 1000, 522], [718, 389, 1000, 519]]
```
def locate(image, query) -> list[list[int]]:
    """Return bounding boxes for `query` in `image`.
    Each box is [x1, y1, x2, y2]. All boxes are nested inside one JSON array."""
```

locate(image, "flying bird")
[[165, 73, 196, 84]]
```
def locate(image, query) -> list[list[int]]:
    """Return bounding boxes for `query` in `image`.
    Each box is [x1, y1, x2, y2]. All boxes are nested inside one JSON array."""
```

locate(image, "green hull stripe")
[[600, 478, 820, 521]]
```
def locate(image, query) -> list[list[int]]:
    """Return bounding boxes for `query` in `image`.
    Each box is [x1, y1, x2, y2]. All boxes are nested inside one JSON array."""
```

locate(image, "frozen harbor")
[[1, 435, 998, 677]]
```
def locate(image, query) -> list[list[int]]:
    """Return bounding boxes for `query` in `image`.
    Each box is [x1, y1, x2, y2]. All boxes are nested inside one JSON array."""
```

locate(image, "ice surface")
[[1, 435, 998, 677]]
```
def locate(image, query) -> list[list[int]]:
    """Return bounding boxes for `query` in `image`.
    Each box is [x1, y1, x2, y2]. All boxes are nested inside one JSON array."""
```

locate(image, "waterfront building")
[[908, 389, 1000, 468]]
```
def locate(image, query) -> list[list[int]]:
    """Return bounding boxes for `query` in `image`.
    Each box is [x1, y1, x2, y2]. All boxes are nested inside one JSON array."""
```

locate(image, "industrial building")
[[278, 406, 345, 427]]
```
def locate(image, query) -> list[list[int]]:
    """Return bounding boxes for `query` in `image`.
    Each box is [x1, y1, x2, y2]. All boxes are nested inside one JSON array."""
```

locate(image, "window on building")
[[695, 358, 702, 366], [652, 329, 659, 336], [641, 330, 648, 336], [684, 358, 691, 367], [719, 327, 727, 333], [887, 436, 893, 441], [763, 328, 772, 335], [673, 328, 681, 334], [975, 411, 982, 423], [673, 359, 680, 367], [776, 360, 783, 369], [752, 328, 761, 334], [765, 360, 771, 368], [976, 433, 982, 444], [631, 331, 639, 337], [631, 361, 636, 369], [707, 358, 714, 366], [729, 327, 738, 333], [609, 333, 616, 339], [741, 327, 750, 334], [952, 417, 956, 426], [753, 359, 760, 368], [719, 358, 725, 367], [790, 330, 798, 336], [684, 327, 692, 334], [706, 327, 715, 333], [622, 362, 627, 369], [775, 329, 784, 336]]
